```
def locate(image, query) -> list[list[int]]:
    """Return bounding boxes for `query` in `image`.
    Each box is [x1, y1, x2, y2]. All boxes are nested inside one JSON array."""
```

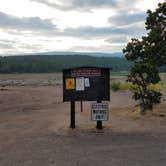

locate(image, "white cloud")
[[105, 35, 128, 43], [0, 11, 56, 31], [108, 12, 146, 26], [30, 0, 118, 11], [0, 0, 164, 54]]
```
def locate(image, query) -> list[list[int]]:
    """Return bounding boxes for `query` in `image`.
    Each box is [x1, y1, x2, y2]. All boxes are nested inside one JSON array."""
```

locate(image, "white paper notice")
[[84, 78, 90, 87], [76, 77, 85, 91]]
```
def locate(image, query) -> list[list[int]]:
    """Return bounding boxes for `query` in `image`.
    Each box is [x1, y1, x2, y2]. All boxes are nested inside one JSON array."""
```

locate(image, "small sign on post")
[[91, 103, 109, 121]]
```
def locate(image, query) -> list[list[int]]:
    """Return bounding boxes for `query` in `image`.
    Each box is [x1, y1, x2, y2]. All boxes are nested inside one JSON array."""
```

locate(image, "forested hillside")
[[0, 55, 132, 73]]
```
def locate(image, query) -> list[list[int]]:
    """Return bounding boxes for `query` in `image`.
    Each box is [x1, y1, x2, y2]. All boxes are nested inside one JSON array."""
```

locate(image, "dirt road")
[[0, 86, 166, 166]]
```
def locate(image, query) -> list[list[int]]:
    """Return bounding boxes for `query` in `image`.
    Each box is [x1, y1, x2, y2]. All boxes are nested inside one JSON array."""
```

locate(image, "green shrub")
[[120, 82, 135, 90], [111, 81, 120, 91]]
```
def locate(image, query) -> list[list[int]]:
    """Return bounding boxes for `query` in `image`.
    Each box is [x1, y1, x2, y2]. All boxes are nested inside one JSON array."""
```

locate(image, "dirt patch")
[[0, 85, 166, 166], [0, 86, 166, 134]]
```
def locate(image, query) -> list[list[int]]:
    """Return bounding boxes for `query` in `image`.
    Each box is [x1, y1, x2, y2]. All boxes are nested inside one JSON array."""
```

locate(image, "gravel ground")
[[0, 86, 166, 166], [1, 128, 166, 166]]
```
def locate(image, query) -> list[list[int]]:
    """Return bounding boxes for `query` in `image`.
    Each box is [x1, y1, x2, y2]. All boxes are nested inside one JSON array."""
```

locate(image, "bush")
[[111, 81, 120, 91], [120, 82, 135, 90]]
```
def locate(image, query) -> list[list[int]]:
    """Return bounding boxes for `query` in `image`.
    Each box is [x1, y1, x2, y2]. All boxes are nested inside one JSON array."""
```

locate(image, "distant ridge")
[[0, 54, 131, 73], [2, 51, 123, 57], [34, 51, 123, 57]]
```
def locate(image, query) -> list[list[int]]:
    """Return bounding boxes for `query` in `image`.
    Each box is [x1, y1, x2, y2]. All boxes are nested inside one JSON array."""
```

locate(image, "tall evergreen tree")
[[123, 2, 166, 114]]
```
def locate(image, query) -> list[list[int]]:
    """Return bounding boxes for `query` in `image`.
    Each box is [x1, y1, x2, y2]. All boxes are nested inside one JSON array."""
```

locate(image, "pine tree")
[[123, 2, 166, 114]]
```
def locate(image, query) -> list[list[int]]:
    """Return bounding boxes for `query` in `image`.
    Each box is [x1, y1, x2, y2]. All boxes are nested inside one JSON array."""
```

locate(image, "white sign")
[[76, 77, 85, 91], [91, 103, 109, 121], [84, 78, 90, 87]]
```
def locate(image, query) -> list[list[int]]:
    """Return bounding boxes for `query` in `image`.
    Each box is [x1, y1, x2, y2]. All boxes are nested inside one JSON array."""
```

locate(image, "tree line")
[[0, 55, 133, 73]]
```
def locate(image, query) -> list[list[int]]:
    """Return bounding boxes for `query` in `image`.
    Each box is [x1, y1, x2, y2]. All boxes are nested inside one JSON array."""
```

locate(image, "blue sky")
[[0, 0, 164, 55]]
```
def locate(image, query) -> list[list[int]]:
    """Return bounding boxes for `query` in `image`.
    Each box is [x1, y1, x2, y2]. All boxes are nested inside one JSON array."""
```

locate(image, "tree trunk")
[[140, 104, 146, 115]]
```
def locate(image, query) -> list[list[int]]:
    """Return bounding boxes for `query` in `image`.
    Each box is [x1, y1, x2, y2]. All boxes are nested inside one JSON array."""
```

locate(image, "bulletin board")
[[63, 66, 110, 102]]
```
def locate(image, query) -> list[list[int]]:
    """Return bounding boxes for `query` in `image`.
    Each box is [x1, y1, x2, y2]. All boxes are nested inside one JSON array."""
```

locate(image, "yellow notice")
[[66, 78, 75, 90]]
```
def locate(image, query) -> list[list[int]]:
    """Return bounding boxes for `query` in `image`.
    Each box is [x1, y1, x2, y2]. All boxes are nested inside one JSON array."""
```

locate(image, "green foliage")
[[111, 81, 136, 91], [0, 55, 132, 73], [145, 3, 166, 66], [123, 2, 165, 114], [119, 82, 135, 91], [111, 81, 120, 92]]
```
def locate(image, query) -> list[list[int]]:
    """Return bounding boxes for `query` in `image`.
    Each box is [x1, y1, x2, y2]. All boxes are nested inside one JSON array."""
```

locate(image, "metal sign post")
[[96, 100, 102, 129]]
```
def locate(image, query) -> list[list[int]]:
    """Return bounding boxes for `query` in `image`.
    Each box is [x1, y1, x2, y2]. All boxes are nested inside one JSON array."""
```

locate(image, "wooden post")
[[96, 100, 102, 129], [80, 100, 83, 112], [70, 101, 75, 128], [96, 121, 102, 129]]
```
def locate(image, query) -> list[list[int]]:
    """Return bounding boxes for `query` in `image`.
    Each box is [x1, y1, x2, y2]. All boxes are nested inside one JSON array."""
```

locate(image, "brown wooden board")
[[63, 66, 110, 101]]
